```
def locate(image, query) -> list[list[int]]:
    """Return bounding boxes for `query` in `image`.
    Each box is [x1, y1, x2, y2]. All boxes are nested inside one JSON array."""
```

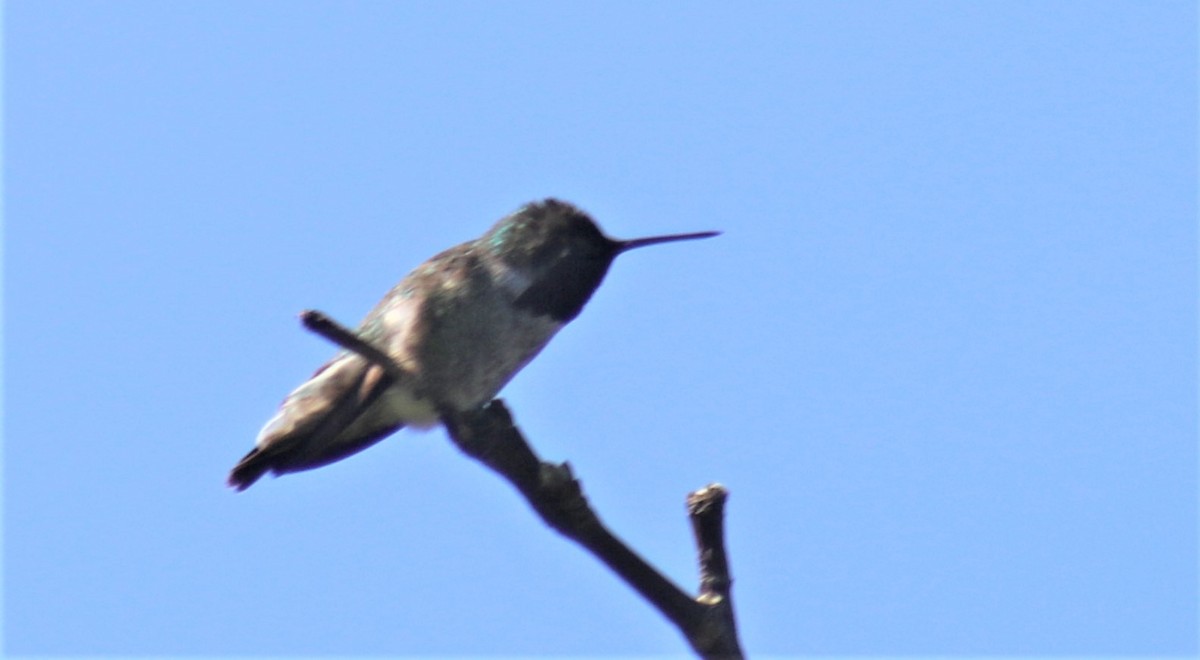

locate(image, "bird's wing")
[[228, 352, 400, 490]]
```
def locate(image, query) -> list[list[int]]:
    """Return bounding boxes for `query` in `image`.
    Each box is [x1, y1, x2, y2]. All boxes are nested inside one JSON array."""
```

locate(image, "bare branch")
[[687, 484, 743, 656], [441, 404, 701, 629], [301, 310, 745, 659]]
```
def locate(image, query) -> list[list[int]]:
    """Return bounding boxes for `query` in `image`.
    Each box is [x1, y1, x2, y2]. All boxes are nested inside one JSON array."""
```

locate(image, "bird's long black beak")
[[616, 230, 721, 253]]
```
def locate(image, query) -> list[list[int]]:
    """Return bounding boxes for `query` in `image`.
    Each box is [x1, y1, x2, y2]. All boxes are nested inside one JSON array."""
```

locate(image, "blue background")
[[5, 1, 1197, 656]]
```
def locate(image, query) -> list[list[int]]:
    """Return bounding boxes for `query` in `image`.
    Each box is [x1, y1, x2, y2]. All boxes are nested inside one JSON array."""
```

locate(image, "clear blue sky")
[[5, 2, 1196, 657]]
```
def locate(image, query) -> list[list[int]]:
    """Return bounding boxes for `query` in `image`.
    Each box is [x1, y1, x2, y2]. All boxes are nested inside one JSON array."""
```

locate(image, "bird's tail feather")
[[228, 447, 272, 491]]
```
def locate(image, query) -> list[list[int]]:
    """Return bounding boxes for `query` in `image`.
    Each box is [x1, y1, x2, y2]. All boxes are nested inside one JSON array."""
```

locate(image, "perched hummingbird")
[[228, 198, 718, 490]]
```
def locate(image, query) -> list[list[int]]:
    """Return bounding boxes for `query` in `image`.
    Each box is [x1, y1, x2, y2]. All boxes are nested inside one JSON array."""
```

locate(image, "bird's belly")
[[332, 381, 440, 446], [377, 384, 441, 428]]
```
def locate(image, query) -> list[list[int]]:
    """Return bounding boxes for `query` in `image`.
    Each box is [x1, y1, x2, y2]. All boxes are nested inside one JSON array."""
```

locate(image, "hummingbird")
[[228, 198, 718, 490]]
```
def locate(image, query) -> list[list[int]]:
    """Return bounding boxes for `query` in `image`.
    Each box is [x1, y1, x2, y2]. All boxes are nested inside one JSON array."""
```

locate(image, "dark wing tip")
[[227, 448, 272, 492]]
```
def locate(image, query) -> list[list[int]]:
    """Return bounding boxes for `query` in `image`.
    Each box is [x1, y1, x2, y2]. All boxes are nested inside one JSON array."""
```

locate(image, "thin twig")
[[299, 309, 407, 384]]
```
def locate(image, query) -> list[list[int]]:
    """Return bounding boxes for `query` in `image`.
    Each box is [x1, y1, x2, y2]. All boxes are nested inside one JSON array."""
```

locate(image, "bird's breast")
[[379, 265, 563, 413]]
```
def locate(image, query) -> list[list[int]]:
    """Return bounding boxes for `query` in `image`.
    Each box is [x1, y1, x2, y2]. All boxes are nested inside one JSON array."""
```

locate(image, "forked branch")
[[300, 309, 744, 658]]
